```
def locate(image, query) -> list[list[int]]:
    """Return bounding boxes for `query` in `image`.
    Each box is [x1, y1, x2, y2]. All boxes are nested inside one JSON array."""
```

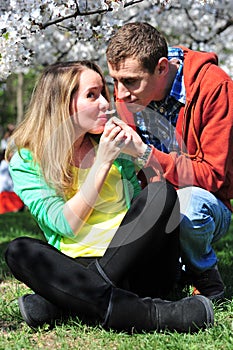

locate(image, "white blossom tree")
[[0, 0, 233, 81]]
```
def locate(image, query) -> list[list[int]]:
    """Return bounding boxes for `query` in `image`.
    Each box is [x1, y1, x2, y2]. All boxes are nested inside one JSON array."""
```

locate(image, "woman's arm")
[[9, 149, 74, 238], [9, 124, 130, 237]]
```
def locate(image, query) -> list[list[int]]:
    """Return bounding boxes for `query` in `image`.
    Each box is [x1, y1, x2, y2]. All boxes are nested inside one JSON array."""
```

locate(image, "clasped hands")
[[103, 117, 147, 158]]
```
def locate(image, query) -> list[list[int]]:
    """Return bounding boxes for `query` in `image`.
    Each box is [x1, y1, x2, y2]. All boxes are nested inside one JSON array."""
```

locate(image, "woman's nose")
[[99, 94, 109, 111]]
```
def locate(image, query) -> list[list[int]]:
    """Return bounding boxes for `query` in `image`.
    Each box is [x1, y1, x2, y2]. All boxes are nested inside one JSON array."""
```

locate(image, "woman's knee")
[[5, 237, 44, 268], [142, 182, 179, 233], [5, 237, 29, 261], [148, 181, 178, 217], [145, 181, 177, 202]]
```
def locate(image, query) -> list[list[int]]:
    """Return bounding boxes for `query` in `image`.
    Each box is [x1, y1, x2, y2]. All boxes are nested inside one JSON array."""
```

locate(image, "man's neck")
[[164, 59, 179, 97]]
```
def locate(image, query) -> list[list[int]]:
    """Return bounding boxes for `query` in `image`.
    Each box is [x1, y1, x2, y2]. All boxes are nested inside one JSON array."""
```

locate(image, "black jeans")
[[5, 181, 180, 325]]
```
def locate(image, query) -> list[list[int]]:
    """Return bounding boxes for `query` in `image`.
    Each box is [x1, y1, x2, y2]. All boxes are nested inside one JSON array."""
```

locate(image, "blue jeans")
[[177, 186, 232, 273]]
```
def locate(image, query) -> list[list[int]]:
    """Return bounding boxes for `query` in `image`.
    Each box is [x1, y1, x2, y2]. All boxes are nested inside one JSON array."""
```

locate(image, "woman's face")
[[71, 68, 110, 135]]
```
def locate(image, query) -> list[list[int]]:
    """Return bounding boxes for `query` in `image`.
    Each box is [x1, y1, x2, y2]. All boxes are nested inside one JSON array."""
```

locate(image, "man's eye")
[[124, 79, 135, 86]]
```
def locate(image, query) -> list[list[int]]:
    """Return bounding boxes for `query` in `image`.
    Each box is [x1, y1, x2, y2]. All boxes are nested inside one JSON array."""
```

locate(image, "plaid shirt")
[[135, 47, 186, 153]]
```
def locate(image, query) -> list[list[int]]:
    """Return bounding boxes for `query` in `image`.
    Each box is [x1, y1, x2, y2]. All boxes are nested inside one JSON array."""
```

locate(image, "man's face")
[[108, 57, 166, 112]]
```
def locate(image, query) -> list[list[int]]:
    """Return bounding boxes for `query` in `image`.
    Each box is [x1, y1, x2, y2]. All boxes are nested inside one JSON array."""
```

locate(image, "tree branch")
[[40, 0, 144, 30], [189, 17, 233, 44]]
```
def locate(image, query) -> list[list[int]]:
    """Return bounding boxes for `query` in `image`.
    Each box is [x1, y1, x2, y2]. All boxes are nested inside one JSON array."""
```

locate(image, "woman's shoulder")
[[11, 148, 33, 161], [10, 148, 37, 171]]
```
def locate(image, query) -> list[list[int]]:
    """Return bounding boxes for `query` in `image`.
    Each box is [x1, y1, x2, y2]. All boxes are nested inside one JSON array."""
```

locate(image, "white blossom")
[[0, 0, 233, 80]]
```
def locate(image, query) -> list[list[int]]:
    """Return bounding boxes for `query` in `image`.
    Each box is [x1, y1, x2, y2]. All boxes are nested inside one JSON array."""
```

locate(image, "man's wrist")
[[135, 144, 152, 168]]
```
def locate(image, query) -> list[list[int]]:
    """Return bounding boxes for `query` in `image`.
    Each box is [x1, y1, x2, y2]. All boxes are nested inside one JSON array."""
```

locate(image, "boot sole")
[[18, 295, 39, 328]]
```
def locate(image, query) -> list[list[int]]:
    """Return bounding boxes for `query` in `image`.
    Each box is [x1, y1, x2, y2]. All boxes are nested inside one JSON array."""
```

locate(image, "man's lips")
[[125, 101, 145, 112], [127, 99, 138, 104]]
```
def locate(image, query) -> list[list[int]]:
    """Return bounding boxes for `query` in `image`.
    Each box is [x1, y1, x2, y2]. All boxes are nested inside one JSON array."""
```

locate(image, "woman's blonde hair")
[[6, 60, 110, 195]]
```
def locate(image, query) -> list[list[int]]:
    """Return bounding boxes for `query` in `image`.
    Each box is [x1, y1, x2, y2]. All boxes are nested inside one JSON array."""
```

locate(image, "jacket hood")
[[177, 46, 218, 102]]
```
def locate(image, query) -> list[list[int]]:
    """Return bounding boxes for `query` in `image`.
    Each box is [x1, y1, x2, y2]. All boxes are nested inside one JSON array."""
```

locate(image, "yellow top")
[[60, 164, 127, 258]]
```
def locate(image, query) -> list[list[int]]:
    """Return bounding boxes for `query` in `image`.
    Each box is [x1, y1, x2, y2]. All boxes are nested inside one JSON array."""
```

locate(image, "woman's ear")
[[70, 93, 77, 116]]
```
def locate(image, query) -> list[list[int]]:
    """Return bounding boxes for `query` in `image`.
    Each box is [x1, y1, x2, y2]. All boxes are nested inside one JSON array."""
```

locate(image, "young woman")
[[5, 61, 214, 333]]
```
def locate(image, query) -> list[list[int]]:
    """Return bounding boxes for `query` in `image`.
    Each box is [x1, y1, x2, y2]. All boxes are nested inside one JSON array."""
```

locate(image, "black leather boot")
[[153, 295, 214, 333], [90, 260, 214, 334], [103, 288, 214, 333], [18, 293, 67, 328]]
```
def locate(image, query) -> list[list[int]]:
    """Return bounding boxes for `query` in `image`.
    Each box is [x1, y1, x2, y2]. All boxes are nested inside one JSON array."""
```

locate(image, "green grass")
[[1, 211, 233, 350]]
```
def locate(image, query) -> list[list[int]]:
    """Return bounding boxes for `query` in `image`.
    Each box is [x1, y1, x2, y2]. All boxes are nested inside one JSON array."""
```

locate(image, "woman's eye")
[[87, 92, 95, 98]]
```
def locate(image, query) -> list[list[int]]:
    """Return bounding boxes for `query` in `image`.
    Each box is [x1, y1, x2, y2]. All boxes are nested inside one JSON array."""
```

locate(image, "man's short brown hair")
[[106, 22, 168, 74]]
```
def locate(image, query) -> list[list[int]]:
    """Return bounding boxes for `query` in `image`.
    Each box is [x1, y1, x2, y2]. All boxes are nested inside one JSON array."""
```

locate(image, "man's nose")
[[116, 82, 130, 100]]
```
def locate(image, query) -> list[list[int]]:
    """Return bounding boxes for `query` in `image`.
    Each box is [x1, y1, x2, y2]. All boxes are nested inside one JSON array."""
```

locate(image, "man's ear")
[[156, 57, 169, 75]]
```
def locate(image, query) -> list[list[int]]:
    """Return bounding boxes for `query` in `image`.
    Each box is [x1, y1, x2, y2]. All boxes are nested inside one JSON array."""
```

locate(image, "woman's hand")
[[96, 120, 131, 165]]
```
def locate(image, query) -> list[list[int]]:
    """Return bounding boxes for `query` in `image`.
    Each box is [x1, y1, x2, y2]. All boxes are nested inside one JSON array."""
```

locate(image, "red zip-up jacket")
[[116, 47, 233, 211]]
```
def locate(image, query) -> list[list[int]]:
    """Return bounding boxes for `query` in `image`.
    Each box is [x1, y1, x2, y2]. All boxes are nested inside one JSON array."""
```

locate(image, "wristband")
[[136, 144, 152, 168]]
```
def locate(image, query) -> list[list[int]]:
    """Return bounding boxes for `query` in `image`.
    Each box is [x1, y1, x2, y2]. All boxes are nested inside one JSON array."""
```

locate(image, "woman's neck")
[[73, 134, 95, 168]]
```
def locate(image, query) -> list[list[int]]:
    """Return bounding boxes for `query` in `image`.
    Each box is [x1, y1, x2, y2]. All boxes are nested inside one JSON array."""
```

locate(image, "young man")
[[106, 22, 233, 301]]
